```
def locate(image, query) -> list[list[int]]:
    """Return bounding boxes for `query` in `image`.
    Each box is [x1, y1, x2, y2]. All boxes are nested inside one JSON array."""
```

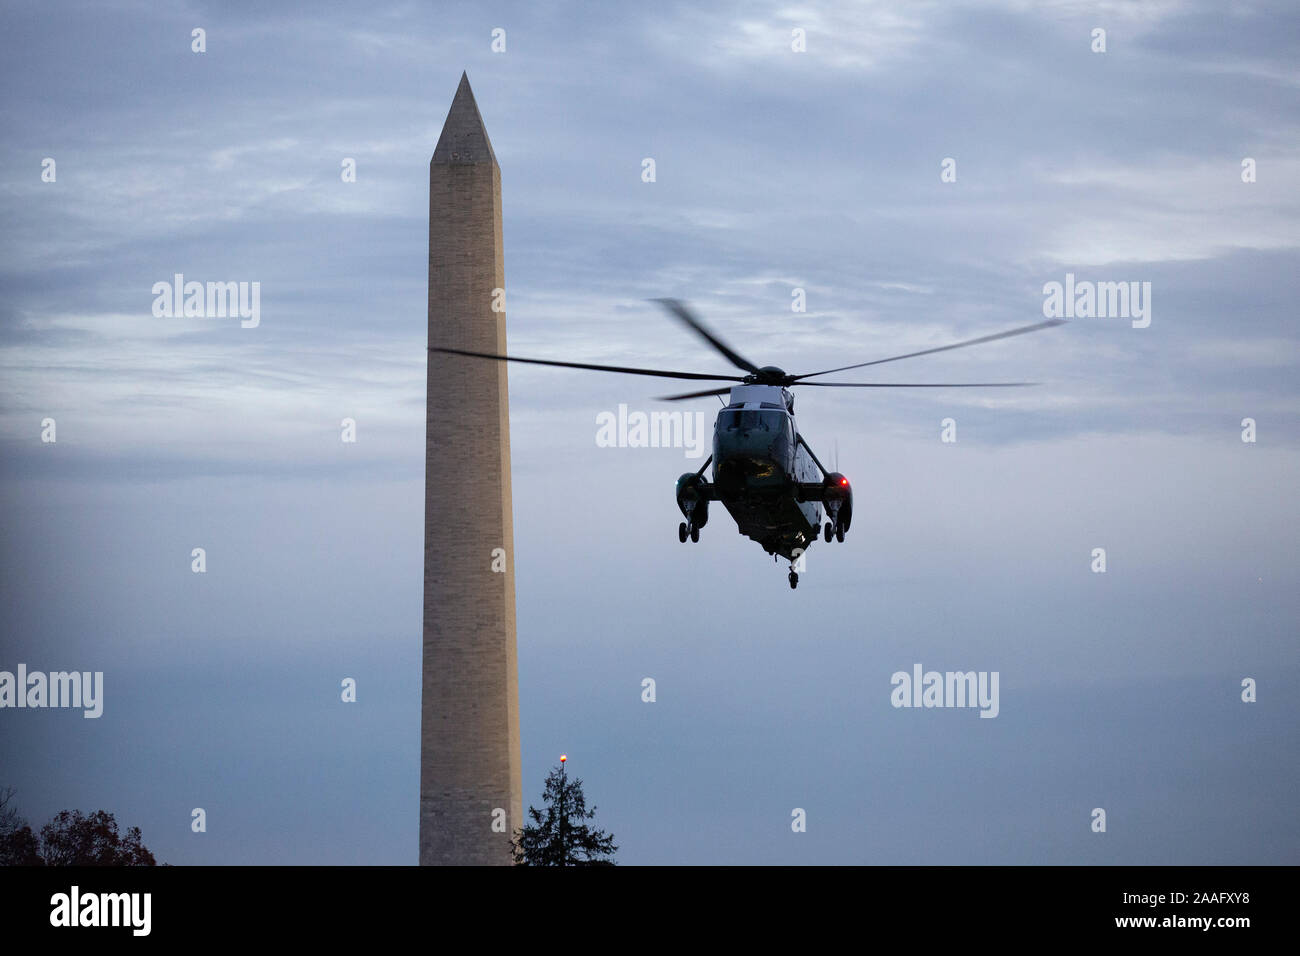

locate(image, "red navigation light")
[[560, 753, 567, 763], [839, 477, 848, 486]]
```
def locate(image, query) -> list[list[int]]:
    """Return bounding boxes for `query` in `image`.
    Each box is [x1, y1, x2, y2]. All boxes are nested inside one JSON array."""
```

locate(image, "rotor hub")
[[746, 365, 790, 386]]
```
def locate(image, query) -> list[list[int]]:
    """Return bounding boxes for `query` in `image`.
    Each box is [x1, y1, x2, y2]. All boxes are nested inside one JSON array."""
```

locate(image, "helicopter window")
[[718, 409, 782, 432]]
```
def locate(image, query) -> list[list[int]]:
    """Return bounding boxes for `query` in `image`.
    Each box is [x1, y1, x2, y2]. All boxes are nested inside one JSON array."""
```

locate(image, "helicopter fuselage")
[[676, 384, 851, 565], [713, 384, 820, 560]]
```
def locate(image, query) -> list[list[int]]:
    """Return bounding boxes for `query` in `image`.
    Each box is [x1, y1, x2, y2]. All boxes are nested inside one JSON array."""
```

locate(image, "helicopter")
[[432, 300, 1063, 589]]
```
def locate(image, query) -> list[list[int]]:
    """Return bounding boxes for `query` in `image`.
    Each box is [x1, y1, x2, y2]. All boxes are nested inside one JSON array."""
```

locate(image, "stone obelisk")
[[421, 72, 521, 865]]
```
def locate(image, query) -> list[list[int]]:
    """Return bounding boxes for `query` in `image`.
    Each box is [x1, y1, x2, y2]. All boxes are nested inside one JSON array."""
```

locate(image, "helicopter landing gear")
[[679, 520, 700, 543], [824, 521, 833, 543], [678, 522, 688, 543], [788, 570, 799, 589], [690, 524, 699, 543], [835, 524, 844, 543], [824, 519, 845, 543]]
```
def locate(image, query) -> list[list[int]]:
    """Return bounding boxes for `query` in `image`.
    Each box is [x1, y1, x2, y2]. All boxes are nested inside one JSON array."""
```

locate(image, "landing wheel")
[[824, 522, 833, 543], [788, 571, 798, 589], [690, 525, 699, 543], [678, 522, 688, 543], [835, 526, 845, 543]]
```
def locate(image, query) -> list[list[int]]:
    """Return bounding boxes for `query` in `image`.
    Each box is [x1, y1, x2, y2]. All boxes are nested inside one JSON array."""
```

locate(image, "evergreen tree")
[[511, 761, 616, 866]]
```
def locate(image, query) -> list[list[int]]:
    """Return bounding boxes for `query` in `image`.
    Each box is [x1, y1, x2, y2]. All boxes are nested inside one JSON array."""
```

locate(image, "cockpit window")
[[718, 409, 784, 433]]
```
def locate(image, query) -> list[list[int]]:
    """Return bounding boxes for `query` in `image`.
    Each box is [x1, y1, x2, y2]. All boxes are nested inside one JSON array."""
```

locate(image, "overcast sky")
[[1, 0, 1296, 864]]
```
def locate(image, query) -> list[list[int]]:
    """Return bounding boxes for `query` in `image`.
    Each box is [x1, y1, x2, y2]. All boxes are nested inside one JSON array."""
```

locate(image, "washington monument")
[[421, 72, 522, 866]]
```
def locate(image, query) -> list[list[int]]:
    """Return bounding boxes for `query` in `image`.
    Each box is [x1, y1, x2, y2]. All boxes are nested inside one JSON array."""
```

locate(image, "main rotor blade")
[[651, 298, 761, 375], [656, 386, 735, 402], [792, 319, 1065, 381], [430, 346, 745, 383], [798, 381, 1038, 387]]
